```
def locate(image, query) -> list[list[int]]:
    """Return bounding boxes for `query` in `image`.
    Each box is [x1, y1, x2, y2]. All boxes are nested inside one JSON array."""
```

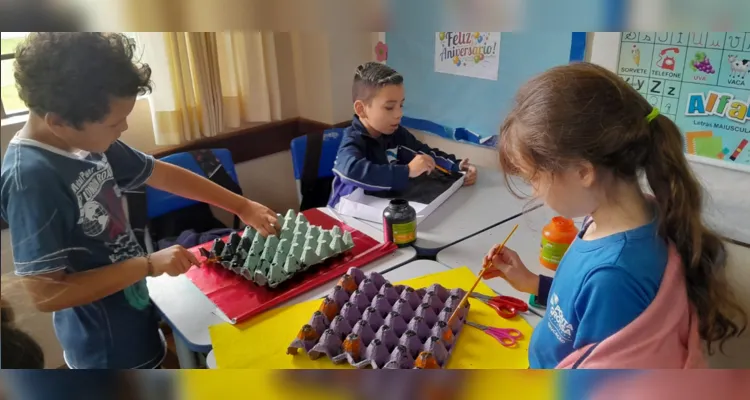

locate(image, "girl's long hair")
[[498, 62, 747, 353]]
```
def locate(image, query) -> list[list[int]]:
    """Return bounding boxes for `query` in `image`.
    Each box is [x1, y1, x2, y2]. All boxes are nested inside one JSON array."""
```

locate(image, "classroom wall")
[[0, 31, 373, 368], [720, 242, 750, 368], [386, 30, 581, 141]]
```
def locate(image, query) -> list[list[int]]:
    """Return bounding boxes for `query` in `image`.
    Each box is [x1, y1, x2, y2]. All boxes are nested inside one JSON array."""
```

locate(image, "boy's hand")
[[237, 200, 279, 237], [408, 154, 436, 178], [482, 246, 539, 295], [149, 245, 200, 277], [459, 159, 478, 186]]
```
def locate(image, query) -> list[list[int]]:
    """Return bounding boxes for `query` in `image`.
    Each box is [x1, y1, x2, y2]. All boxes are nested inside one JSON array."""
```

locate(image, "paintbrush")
[[417, 150, 450, 175], [434, 164, 450, 175], [446, 224, 519, 327]]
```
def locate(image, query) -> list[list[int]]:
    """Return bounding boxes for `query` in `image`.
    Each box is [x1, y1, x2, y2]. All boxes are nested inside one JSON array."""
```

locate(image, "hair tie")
[[646, 107, 660, 122]]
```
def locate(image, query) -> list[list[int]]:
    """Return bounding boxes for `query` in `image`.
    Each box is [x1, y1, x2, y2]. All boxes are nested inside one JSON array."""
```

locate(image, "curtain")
[[136, 31, 282, 146], [216, 31, 282, 129]]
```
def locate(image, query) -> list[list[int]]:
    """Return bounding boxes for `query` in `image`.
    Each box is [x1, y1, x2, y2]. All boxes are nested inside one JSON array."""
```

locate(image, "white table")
[[147, 208, 417, 369], [437, 206, 577, 326], [347, 168, 537, 256], [206, 259, 450, 368]]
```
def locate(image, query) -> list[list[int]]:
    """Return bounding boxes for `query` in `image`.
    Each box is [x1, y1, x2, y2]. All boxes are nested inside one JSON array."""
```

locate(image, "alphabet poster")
[[617, 32, 750, 172], [435, 32, 501, 81]]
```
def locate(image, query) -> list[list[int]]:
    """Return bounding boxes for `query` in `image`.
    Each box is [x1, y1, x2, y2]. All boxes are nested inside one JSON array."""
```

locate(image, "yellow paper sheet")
[[181, 370, 555, 400], [209, 267, 532, 369]]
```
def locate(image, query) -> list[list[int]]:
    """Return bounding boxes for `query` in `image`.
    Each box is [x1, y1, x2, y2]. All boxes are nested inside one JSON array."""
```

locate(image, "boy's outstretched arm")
[[333, 138, 412, 192], [399, 127, 461, 172], [147, 160, 278, 236], [5, 180, 198, 313], [104, 141, 277, 235], [20, 258, 150, 313], [17, 245, 200, 313], [399, 128, 477, 185]]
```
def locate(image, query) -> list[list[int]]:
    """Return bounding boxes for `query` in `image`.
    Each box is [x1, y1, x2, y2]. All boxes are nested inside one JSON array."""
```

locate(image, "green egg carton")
[[205, 209, 355, 288]]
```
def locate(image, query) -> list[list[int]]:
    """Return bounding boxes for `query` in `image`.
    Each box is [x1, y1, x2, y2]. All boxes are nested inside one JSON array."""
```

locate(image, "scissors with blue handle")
[[470, 293, 529, 319], [466, 321, 524, 347]]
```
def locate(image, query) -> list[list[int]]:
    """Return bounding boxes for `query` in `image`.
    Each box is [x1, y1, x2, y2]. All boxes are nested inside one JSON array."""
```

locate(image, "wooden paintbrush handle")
[[446, 224, 519, 326]]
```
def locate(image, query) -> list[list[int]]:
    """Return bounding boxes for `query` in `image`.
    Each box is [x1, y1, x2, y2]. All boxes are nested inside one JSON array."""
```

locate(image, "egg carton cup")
[[199, 209, 355, 288], [287, 267, 470, 369]]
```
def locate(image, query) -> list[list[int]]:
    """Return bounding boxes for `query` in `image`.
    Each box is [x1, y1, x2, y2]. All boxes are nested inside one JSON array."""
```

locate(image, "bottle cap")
[[551, 216, 575, 230]]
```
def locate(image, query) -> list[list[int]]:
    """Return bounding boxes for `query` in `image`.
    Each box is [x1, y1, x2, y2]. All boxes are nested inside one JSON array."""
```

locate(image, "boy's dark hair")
[[352, 61, 403, 103], [14, 32, 153, 129], [499, 62, 747, 354]]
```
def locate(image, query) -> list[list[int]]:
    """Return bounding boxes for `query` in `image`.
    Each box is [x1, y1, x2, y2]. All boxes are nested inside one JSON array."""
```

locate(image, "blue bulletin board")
[[617, 32, 750, 172], [386, 32, 586, 149]]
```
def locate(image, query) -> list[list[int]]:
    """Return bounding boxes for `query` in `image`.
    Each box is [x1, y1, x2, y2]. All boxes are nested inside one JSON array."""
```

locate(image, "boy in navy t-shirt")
[[0, 33, 279, 369], [328, 62, 478, 208]]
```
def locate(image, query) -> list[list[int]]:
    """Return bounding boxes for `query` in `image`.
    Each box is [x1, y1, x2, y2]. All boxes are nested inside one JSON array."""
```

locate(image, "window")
[[0, 33, 148, 120], [1, 32, 30, 119]]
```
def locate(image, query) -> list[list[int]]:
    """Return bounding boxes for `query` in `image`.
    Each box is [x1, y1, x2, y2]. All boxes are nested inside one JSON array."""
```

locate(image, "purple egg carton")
[[287, 267, 470, 369]]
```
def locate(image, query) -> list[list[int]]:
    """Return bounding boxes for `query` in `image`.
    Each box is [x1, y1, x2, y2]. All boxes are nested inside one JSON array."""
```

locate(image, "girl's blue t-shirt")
[[529, 217, 668, 368]]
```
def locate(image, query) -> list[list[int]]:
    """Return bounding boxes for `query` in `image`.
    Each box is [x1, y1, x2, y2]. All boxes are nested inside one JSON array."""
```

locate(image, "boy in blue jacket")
[[329, 62, 477, 207]]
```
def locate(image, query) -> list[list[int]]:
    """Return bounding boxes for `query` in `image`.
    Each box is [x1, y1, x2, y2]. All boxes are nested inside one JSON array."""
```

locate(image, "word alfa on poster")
[[435, 32, 501, 81]]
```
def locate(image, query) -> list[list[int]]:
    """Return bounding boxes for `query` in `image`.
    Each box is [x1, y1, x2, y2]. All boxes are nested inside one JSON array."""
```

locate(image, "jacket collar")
[[351, 115, 386, 142]]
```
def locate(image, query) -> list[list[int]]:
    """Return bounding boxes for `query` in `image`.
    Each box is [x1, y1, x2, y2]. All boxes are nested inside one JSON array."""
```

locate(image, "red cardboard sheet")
[[185, 208, 397, 324]]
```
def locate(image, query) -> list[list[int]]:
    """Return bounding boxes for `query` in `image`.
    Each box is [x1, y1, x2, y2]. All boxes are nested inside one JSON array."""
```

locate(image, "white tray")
[[334, 173, 465, 225]]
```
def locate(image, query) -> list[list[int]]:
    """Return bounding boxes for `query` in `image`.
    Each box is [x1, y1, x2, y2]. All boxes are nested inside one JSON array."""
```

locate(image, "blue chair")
[[146, 149, 239, 219], [290, 128, 345, 206], [131, 149, 240, 254]]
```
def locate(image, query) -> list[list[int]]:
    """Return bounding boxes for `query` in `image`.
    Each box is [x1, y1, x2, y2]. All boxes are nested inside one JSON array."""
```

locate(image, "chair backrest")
[[146, 149, 239, 219], [290, 128, 345, 180]]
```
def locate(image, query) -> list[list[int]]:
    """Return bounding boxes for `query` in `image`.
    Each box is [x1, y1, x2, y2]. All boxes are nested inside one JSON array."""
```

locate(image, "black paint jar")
[[383, 199, 417, 247]]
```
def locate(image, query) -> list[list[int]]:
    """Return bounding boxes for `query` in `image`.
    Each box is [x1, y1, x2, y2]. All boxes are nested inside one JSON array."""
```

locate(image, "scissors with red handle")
[[466, 321, 524, 347], [470, 293, 529, 319]]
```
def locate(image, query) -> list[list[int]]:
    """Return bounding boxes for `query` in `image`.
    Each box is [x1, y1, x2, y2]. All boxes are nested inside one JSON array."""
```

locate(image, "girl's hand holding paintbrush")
[[482, 246, 540, 295], [446, 224, 519, 326]]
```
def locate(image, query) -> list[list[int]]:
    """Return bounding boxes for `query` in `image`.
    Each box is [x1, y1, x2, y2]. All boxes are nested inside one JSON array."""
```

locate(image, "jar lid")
[[551, 216, 576, 230]]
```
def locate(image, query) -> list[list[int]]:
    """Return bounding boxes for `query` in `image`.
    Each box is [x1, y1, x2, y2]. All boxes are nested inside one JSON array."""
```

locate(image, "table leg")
[[206, 351, 217, 369], [174, 335, 199, 369]]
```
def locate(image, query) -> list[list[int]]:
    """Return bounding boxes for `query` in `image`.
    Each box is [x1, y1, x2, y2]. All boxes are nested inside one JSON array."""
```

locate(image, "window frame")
[[1, 44, 29, 119]]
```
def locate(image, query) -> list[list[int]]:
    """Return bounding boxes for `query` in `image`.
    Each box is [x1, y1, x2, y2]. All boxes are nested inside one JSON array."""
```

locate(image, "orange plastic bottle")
[[539, 217, 579, 271]]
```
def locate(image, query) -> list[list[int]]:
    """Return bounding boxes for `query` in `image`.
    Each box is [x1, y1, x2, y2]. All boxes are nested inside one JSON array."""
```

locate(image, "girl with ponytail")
[[483, 62, 746, 368]]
